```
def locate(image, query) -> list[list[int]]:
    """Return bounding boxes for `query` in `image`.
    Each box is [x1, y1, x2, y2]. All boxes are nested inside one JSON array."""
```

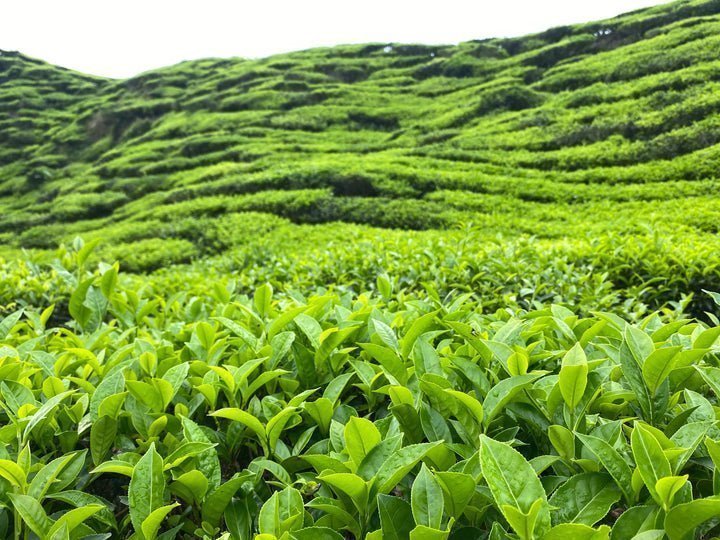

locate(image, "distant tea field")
[[2, 0, 720, 538]]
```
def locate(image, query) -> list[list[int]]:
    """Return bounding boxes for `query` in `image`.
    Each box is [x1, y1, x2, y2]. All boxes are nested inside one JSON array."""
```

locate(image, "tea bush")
[[1, 242, 720, 539]]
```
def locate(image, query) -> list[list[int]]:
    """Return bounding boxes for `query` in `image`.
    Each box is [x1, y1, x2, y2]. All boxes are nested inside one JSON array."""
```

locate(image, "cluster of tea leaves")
[[2, 242, 720, 540]]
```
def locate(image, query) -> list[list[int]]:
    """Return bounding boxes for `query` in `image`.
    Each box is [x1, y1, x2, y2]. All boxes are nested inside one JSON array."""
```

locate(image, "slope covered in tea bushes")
[[1, 0, 720, 246], [3, 0, 720, 538], [2, 0, 720, 315]]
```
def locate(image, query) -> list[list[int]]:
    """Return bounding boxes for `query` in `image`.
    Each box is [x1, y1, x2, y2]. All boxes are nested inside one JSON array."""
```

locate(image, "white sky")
[[2, 0, 668, 79]]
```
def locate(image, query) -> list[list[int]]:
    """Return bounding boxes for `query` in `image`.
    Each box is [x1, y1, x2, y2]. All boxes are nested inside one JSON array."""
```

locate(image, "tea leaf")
[[129, 443, 165, 534]]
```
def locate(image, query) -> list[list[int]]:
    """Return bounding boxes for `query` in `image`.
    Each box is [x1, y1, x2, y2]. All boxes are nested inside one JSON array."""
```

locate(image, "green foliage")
[[0, 254, 718, 538], [2, 1, 720, 538], [1, 0, 720, 257]]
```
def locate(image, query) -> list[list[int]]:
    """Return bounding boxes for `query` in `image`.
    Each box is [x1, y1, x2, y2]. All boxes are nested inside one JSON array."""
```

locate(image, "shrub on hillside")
[[49, 191, 129, 221]]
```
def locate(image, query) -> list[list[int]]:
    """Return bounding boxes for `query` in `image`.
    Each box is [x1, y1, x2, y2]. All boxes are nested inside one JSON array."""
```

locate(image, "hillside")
[[7, 2, 720, 539], [2, 0, 719, 232], [1, 0, 720, 316]]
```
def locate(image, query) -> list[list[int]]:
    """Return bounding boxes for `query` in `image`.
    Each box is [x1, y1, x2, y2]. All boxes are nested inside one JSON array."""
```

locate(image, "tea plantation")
[[2, 0, 720, 538]]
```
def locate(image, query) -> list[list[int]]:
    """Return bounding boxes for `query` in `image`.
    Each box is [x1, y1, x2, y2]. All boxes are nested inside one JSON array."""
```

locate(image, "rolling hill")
[[6, 3, 720, 539], [1, 0, 719, 314]]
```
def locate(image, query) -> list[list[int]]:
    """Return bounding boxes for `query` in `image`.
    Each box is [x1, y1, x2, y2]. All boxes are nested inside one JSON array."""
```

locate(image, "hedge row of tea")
[[1, 0, 720, 255], [4, 219, 720, 323], [1, 242, 720, 540]]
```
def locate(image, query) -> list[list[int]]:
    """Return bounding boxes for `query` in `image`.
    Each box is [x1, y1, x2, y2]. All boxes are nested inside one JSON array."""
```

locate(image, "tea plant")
[[1, 252, 720, 539]]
